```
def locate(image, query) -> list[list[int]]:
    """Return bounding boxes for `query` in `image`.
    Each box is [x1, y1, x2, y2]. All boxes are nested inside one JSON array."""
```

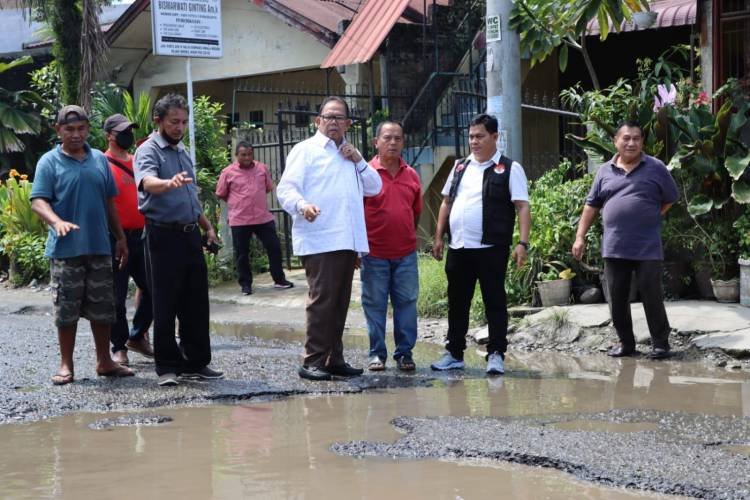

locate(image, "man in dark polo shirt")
[[572, 120, 679, 359], [134, 93, 223, 386], [362, 121, 422, 371]]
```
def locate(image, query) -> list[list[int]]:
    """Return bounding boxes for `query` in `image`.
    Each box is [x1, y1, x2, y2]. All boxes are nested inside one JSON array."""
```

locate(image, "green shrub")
[[3, 232, 48, 285], [506, 160, 602, 305], [0, 171, 49, 285], [205, 252, 234, 287]]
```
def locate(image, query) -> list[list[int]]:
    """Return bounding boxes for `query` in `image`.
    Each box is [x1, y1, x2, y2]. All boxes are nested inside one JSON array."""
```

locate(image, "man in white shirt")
[[277, 96, 383, 381], [431, 114, 531, 375]]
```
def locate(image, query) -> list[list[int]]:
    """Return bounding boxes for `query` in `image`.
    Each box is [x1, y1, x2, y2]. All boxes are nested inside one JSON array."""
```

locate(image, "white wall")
[[127, 0, 331, 97]]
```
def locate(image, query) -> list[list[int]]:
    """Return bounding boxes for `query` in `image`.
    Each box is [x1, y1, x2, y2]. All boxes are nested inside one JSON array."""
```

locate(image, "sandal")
[[368, 356, 385, 371], [396, 356, 416, 371], [51, 372, 74, 385]]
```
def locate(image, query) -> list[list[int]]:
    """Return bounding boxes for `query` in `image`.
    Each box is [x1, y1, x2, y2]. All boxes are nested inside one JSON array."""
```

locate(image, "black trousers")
[[445, 246, 510, 359], [144, 224, 211, 375], [110, 230, 152, 353], [604, 258, 671, 350], [231, 221, 285, 288]]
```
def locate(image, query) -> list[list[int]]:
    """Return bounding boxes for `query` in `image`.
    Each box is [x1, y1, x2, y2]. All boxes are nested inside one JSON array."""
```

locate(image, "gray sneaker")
[[181, 366, 224, 380], [158, 373, 179, 386], [430, 352, 464, 371], [486, 352, 505, 375]]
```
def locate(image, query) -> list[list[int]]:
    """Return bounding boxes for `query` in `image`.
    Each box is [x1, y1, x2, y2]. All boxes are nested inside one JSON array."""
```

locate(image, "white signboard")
[[151, 0, 222, 58], [486, 14, 501, 42]]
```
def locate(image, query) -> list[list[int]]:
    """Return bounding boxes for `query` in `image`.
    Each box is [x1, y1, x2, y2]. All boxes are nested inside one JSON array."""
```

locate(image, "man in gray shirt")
[[572, 121, 679, 359], [134, 93, 223, 386]]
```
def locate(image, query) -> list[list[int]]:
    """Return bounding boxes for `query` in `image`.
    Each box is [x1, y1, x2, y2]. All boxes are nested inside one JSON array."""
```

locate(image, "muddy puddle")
[[2, 391, 679, 500], [2, 323, 748, 499]]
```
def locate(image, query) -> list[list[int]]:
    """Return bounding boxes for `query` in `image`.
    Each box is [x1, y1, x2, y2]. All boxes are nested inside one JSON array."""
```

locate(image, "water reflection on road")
[[2, 328, 748, 499]]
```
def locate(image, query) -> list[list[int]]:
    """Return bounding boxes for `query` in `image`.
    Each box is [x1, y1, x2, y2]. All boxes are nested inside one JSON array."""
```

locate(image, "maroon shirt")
[[364, 156, 422, 259]]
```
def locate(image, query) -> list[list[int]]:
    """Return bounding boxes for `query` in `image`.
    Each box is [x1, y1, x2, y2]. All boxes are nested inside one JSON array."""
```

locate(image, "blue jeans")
[[360, 251, 419, 360]]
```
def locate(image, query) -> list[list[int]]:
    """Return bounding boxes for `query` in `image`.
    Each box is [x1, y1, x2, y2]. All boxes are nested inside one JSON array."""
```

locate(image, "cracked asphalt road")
[[333, 409, 750, 499]]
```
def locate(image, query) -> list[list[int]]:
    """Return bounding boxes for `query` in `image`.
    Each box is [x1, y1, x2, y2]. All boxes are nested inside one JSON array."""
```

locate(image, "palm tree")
[[12, 0, 108, 109]]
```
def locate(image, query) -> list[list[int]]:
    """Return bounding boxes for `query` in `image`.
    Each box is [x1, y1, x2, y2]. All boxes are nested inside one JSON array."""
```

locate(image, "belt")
[[146, 219, 199, 232], [123, 228, 143, 235]]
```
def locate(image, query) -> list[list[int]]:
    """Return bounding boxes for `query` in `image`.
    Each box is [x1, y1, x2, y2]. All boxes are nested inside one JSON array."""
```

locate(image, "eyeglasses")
[[319, 115, 348, 122]]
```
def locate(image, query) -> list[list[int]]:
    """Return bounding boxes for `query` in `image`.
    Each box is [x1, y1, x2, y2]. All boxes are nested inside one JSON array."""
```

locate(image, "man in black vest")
[[431, 114, 531, 375]]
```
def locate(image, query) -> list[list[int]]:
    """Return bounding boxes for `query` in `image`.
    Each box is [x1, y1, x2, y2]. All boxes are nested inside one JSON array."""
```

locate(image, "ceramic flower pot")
[[710, 277, 740, 303], [536, 278, 571, 307]]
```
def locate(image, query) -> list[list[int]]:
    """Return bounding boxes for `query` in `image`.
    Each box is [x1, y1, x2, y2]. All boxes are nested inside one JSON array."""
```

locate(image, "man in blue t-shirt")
[[31, 105, 134, 385], [572, 120, 679, 360]]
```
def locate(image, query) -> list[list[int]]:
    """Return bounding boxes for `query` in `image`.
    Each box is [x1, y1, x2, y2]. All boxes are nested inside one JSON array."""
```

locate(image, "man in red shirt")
[[104, 114, 154, 366], [362, 121, 422, 371], [216, 141, 293, 295]]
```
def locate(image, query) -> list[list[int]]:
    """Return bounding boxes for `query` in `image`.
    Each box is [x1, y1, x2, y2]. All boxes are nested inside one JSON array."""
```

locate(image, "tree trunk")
[[51, 0, 82, 105], [580, 36, 600, 91]]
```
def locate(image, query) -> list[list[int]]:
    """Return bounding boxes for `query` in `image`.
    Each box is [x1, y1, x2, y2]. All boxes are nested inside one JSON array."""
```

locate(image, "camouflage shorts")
[[50, 255, 115, 327]]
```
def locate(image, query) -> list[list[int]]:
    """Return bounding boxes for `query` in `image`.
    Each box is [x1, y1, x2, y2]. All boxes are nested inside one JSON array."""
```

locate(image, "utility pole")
[[485, 0, 522, 162]]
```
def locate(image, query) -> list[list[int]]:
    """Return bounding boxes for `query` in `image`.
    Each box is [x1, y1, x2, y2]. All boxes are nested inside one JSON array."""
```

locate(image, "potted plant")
[[666, 80, 749, 302], [735, 212, 750, 306], [536, 262, 576, 307]]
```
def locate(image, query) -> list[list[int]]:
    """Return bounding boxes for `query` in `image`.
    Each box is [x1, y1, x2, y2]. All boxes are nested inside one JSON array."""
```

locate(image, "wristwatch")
[[517, 241, 529, 250]]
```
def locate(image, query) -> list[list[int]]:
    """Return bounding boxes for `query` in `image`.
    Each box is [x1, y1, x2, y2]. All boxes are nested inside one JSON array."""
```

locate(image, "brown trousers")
[[301, 250, 357, 368]]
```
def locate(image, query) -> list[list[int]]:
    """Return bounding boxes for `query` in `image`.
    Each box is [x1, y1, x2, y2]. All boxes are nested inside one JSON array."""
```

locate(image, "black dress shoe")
[[326, 363, 364, 377], [647, 347, 671, 360], [298, 365, 332, 381], [608, 346, 636, 357]]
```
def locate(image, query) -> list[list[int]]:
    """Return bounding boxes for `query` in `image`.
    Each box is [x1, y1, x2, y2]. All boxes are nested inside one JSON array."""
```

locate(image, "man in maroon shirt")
[[104, 114, 154, 366], [216, 142, 293, 295], [361, 121, 422, 371]]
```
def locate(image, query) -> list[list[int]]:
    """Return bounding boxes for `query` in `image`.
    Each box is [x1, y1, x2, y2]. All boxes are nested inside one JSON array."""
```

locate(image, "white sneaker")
[[486, 352, 505, 375], [430, 352, 465, 371]]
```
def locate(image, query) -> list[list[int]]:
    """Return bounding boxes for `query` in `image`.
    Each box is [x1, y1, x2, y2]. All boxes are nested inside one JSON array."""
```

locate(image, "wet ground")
[[1, 290, 749, 498]]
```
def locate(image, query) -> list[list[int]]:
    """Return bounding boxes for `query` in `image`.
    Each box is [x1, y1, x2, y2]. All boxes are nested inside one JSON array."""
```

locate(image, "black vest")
[[447, 155, 516, 247]]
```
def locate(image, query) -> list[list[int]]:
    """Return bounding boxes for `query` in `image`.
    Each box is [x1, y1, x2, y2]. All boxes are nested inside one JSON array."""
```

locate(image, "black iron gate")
[[236, 109, 369, 269]]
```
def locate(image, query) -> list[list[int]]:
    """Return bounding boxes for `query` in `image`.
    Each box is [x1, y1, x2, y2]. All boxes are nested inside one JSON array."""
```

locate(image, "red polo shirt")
[[364, 156, 422, 259], [105, 150, 145, 230]]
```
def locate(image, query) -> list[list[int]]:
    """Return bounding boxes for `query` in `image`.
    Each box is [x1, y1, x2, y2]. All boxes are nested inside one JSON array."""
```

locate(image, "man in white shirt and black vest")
[[431, 113, 532, 375]]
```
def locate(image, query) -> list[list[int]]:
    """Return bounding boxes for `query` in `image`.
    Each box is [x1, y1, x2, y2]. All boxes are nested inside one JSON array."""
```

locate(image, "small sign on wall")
[[486, 14, 501, 42]]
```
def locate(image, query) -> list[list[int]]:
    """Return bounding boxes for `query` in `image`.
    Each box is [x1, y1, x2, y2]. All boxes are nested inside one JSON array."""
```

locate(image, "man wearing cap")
[[103, 114, 154, 366], [31, 105, 135, 385], [134, 93, 223, 387]]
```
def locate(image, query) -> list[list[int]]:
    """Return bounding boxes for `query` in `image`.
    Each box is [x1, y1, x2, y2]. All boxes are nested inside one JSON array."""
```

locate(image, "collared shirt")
[[30, 144, 117, 258], [276, 131, 383, 256], [586, 153, 678, 260], [364, 156, 422, 259], [215, 161, 274, 227], [441, 150, 528, 249], [105, 150, 145, 230], [134, 132, 202, 224]]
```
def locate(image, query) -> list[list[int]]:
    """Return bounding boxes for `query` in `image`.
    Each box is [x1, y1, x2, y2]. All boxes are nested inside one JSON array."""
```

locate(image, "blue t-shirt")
[[30, 144, 118, 258], [585, 154, 679, 261]]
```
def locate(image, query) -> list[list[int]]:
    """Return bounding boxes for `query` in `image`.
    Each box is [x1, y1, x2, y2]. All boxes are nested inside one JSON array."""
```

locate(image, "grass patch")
[[417, 253, 487, 324]]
